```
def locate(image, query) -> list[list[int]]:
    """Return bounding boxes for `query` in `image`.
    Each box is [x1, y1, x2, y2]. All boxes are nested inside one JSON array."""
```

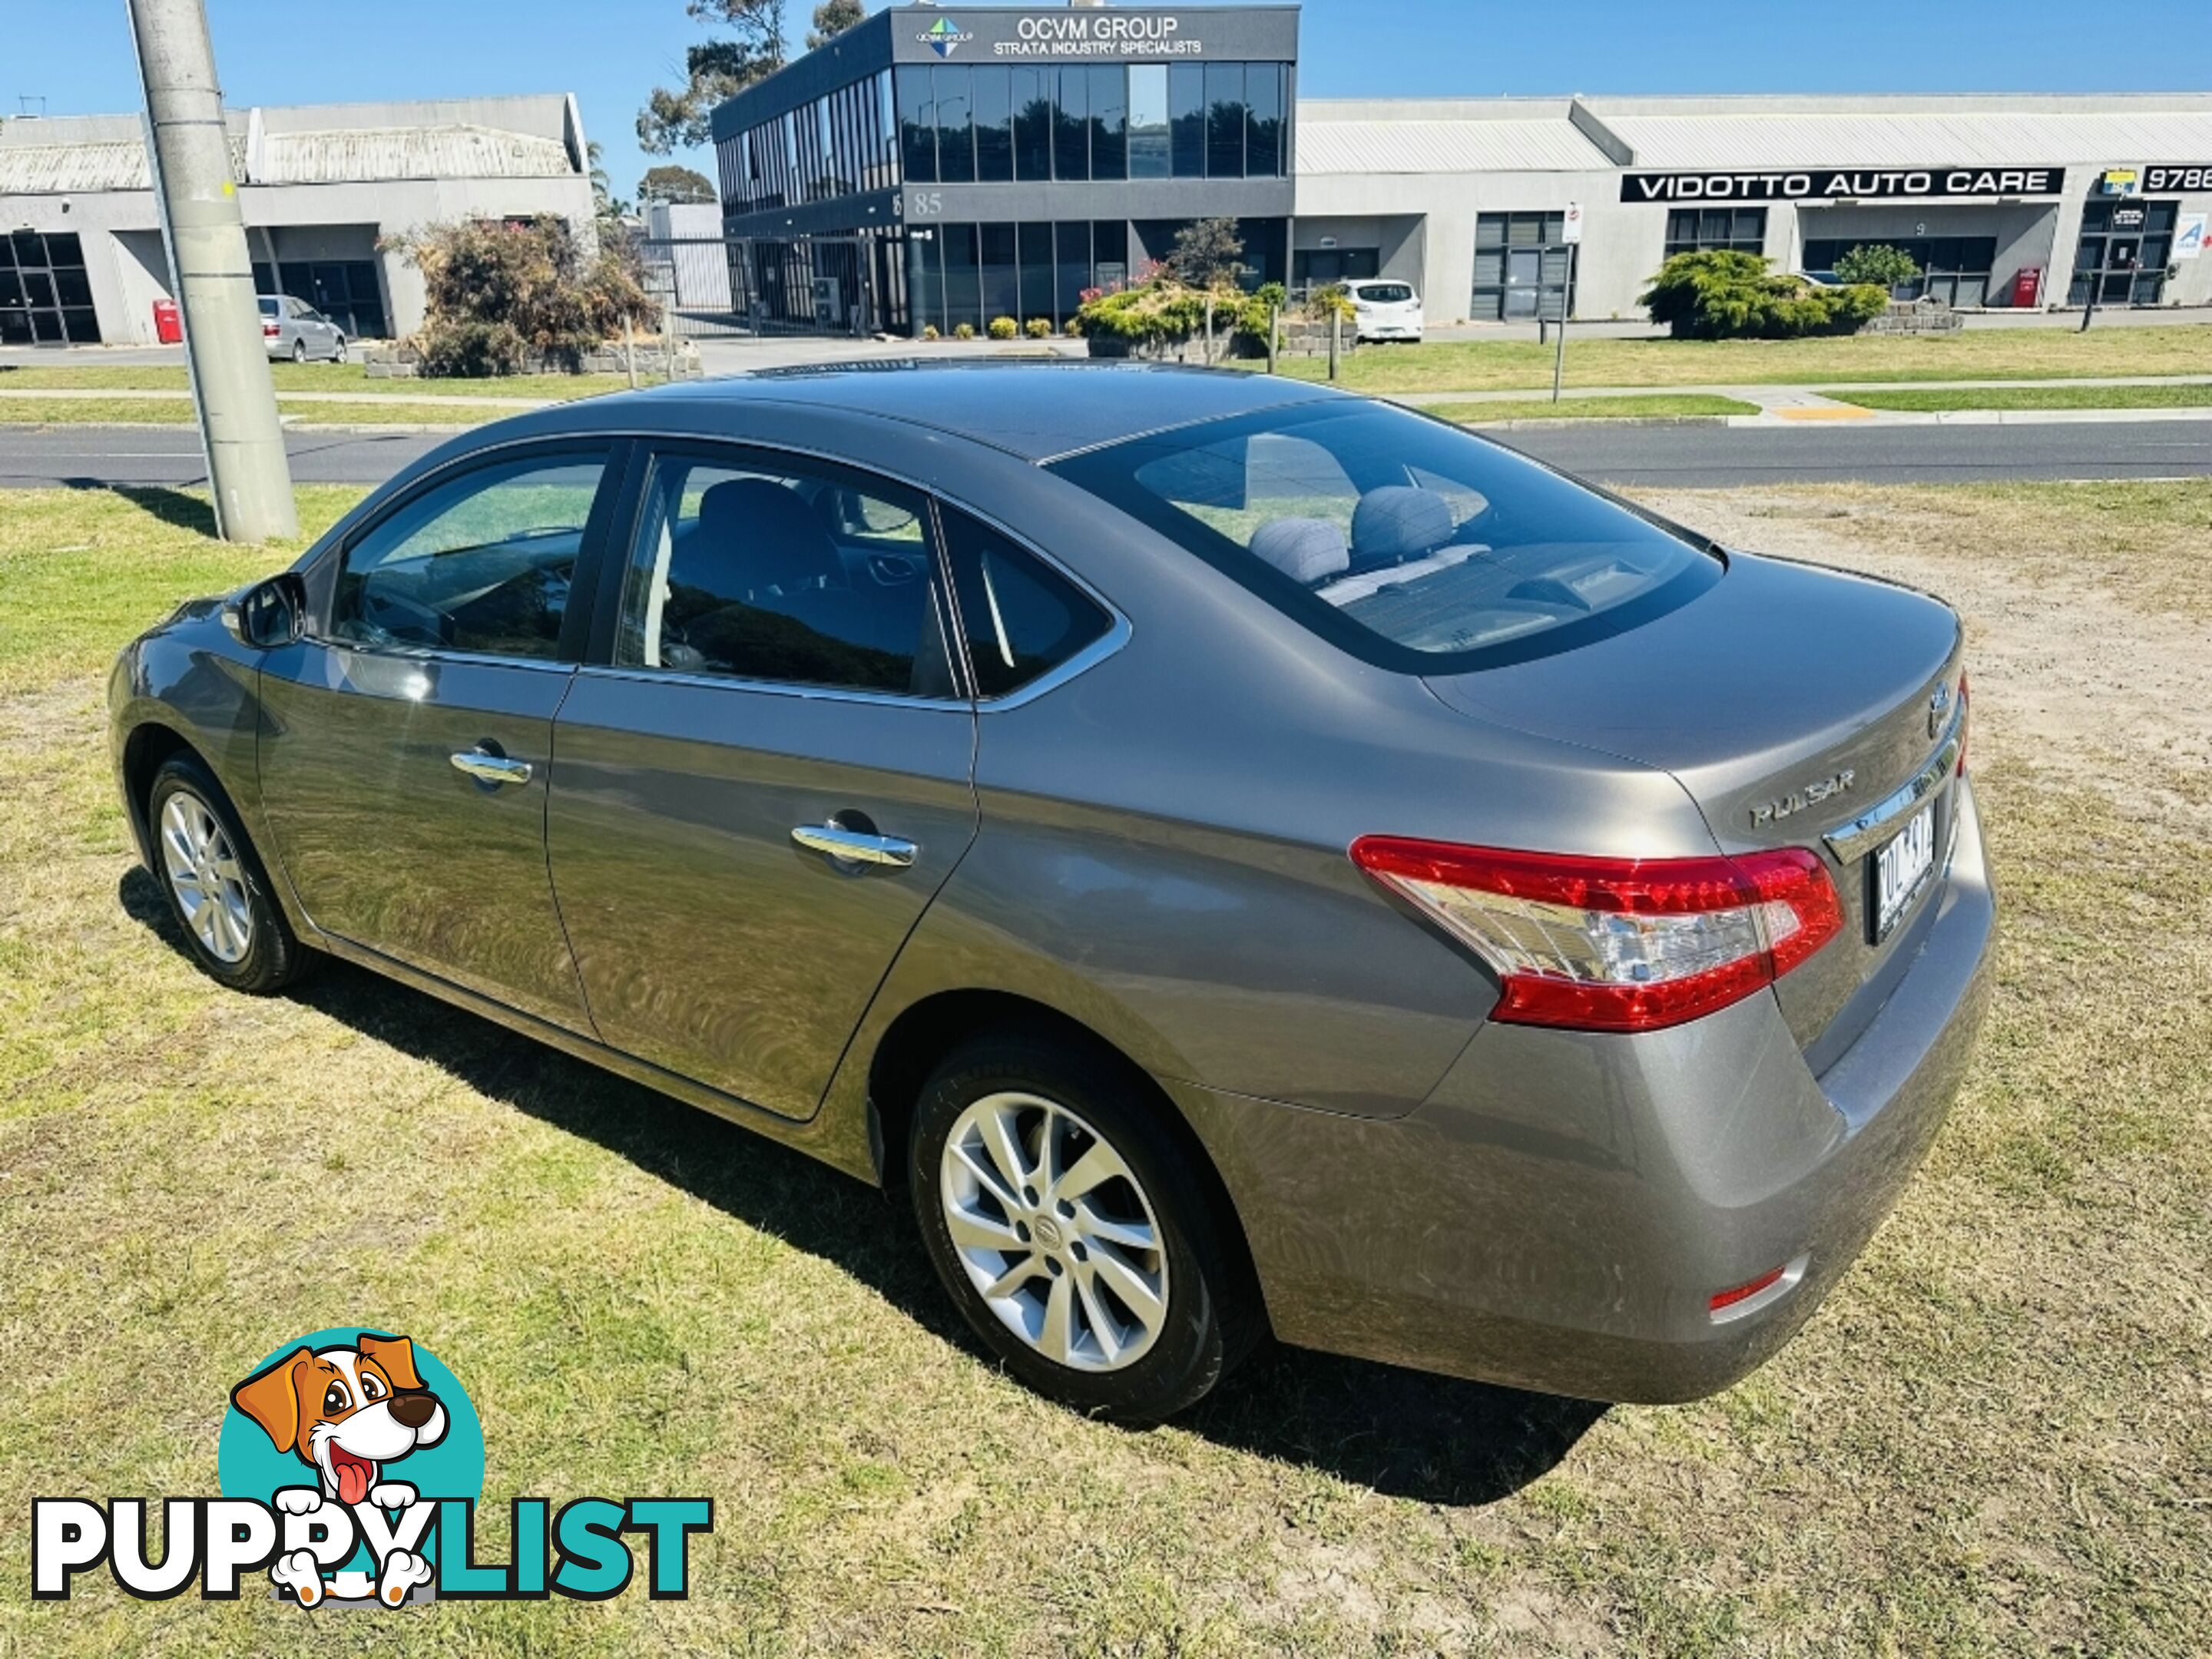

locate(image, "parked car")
[[1345, 279, 1424, 342], [260, 294, 346, 363], [110, 364, 1992, 1422]]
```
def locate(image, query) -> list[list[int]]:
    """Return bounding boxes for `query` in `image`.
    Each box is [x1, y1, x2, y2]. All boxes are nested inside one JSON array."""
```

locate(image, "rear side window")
[[1048, 401, 1718, 673], [939, 505, 1112, 698]]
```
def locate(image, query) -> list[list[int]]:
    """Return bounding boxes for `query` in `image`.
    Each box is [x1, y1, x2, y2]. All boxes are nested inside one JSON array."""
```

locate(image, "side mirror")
[[220, 573, 307, 649]]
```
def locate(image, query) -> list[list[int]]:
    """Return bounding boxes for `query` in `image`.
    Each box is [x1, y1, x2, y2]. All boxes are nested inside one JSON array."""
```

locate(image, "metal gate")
[[636, 233, 907, 340]]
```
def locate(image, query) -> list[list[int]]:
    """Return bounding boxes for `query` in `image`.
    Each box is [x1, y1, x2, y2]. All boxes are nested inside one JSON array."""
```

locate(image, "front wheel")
[[291, 339, 308, 363], [331, 335, 347, 363], [909, 1031, 1257, 1422], [147, 753, 313, 994]]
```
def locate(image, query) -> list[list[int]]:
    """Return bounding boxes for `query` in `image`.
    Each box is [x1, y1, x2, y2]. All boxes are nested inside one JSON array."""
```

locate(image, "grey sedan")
[[108, 364, 1992, 1422], [260, 293, 346, 363]]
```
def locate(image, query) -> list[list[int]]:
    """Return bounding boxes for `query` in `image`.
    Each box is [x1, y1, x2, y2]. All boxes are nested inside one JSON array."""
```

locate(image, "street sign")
[[2178, 214, 2208, 261], [1562, 201, 1584, 244]]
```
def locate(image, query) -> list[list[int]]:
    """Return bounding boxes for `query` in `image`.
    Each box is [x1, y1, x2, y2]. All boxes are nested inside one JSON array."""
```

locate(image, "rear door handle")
[[450, 749, 533, 786], [791, 823, 917, 869]]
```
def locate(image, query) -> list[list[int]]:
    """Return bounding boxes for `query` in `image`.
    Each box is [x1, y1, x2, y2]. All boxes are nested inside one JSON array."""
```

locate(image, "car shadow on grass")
[[123, 866, 1605, 1505]]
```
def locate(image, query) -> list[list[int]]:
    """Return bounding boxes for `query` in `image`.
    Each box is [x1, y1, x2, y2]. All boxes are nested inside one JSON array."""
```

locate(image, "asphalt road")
[[4, 416, 2210, 491]]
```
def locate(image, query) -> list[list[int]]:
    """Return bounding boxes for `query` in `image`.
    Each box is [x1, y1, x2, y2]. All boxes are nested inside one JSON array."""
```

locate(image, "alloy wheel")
[[939, 1091, 1170, 1373], [158, 790, 253, 964]]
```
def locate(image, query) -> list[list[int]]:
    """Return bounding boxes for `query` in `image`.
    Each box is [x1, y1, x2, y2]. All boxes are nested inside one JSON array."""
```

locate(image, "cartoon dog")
[[230, 1333, 449, 1606]]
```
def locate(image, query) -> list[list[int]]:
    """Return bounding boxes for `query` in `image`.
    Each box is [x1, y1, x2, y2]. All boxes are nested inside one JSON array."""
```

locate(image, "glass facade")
[[1802, 237, 1998, 308], [0, 231, 98, 345], [907, 217, 1286, 336], [720, 68, 899, 214], [1663, 208, 1769, 260], [888, 61, 1290, 187], [1471, 213, 1575, 322], [250, 259, 389, 339], [2069, 200, 2175, 307]]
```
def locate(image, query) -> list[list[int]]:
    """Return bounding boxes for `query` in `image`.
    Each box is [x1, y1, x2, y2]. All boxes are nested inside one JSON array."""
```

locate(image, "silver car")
[[108, 364, 1993, 1422], [260, 294, 347, 363]]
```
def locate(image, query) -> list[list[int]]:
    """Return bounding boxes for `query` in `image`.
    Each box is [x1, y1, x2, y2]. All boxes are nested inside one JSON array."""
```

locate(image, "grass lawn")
[[1275, 325, 2212, 394], [0, 397, 499, 429], [1824, 382, 2212, 412], [0, 361, 631, 399], [2, 480, 2208, 1653], [1414, 394, 1757, 422]]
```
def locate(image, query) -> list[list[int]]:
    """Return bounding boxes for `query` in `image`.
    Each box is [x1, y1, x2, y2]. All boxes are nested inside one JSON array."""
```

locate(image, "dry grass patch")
[[0, 482, 2207, 1654]]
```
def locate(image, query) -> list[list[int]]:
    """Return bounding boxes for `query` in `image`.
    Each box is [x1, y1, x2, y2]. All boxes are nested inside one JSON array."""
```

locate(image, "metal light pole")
[[124, 0, 296, 541]]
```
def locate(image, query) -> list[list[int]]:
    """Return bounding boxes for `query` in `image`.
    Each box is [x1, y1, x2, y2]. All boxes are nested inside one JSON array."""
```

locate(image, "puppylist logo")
[[31, 1328, 710, 1608]]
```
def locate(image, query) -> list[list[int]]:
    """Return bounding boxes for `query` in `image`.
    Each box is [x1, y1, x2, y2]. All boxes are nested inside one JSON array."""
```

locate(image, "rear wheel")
[[909, 1031, 1256, 1422], [147, 753, 312, 993]]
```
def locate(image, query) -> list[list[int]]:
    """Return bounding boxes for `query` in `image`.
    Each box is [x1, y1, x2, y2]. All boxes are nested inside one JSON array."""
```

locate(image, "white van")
[[1345, 280, 1424, 342]]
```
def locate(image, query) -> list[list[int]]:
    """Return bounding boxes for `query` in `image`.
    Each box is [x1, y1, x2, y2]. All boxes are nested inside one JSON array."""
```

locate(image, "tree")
[[806, 0, 866, 49], [1640, 250, 1887, 340], [639, 164, 718, 205], [586, 141, 631, 224], [1833, 243, 1922, 292], [1166, 217, 1246, 291], [638, 0, 790, 155], [392, 217, 659, 377]]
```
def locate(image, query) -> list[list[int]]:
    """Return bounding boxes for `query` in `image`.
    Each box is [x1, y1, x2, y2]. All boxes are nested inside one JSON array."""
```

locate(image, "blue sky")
[[7, 0, 2209, 207]]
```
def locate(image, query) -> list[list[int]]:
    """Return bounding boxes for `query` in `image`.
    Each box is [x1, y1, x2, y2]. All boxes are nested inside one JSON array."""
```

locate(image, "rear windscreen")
[[1048, 399, 1720, 673], [1355, 283, 1415, 303]]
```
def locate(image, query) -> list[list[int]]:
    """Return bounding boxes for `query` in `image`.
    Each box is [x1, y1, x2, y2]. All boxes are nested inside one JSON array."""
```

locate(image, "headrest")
[[1351, 486, 1455, 568], [1248, 517, 1350, 587], [693, 478, 841, 595]]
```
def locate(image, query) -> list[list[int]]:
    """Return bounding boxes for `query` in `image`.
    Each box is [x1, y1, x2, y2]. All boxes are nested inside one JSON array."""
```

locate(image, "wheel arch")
[[120, 720, 200, 865], [859, 986, 1263, 1315]]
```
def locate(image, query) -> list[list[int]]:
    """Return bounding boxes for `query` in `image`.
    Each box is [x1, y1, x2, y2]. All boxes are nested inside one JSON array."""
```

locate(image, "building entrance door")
[[2071, 200, 2174, 306]]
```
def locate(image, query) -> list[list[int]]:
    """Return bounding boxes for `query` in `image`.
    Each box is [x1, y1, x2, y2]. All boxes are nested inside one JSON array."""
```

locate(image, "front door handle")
[[791, 822, 917, 869], [450, 749, 533, 787]]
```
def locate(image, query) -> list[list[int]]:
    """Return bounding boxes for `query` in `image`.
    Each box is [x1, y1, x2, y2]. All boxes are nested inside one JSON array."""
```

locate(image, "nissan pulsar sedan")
[[111, 363, 1993, 1423]]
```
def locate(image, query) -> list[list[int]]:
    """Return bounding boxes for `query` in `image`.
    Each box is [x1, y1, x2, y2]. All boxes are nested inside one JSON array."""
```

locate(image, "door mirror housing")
[[221, 573, 307, 649]]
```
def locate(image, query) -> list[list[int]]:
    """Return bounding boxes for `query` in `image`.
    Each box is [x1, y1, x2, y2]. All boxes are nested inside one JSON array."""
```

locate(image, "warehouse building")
[[707, 3, 2212, 333], [0, 94, 594, 346]]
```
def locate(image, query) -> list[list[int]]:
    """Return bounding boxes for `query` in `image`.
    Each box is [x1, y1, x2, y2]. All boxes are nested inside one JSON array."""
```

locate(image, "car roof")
[[614, 360, 1346, 463]]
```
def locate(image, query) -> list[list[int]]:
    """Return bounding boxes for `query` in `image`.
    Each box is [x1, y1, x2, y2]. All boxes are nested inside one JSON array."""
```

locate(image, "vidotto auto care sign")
[[1620, 167, 2066, 203]]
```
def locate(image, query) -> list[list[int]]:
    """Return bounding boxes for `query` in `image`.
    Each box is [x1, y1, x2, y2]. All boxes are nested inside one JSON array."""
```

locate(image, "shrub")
[[1640, 250, 1888, 340], [1025, 317, 1054, 339], [389, 216, 657, 377], [1063, 317, 1083, 338], [1833, 243, 1922, 290], [952, 321, 976, 341], [921, 323, 940, 340], [987, 315, 1019, 340]]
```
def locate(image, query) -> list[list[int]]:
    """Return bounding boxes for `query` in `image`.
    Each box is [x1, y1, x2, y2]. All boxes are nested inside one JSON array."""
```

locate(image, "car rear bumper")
[[1175, 776, 1995, 1402]]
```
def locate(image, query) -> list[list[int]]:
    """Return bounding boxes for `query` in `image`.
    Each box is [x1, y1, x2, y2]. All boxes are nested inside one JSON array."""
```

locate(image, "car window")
[[939, 505, 1113, 699], [257, 297, 280, 318], [614, 449, 956, 699], [1356, 283, 1416, 304], [1049, 401, 1718, 672], [326, 452, 608, 659]]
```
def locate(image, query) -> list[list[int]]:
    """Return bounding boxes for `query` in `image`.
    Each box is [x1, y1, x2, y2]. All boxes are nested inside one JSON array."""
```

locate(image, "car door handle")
[[790, 823, 917, 868], [450, 749, 533, 786]]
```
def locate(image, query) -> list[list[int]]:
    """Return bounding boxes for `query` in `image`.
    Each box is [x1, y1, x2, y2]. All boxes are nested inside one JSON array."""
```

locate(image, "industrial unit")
[[0, 95, 594, 346]]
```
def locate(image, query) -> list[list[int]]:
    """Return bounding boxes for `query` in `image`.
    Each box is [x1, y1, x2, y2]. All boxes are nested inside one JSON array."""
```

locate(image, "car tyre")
[[909, 1029, 1258, 1423], [147, 753, 313, 994], [331, 335, 347, 363], [291, 339, 308, 363]]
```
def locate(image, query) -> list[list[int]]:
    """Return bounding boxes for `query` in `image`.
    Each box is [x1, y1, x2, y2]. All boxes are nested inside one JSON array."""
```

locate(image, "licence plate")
[[1871, 803, 1937, 941]]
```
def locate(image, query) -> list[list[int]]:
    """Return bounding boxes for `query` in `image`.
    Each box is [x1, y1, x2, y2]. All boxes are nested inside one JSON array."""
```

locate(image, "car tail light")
[[1348, 837, 1845, 1033], [263, 321, 280, 338], [1709, 1264, 1788, 1313]]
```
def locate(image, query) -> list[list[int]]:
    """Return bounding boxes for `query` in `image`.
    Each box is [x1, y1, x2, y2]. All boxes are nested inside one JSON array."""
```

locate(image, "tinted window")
[[616, 451, 955, 698], [940, 506, 1112, 698], [258, 296, 280, 317], [328, 452, 605, 658], [1049, 402, 1718, 673], [1354, 283, 1415, 304]]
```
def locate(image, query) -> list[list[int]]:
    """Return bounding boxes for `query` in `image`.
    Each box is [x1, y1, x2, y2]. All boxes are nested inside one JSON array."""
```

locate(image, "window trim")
[[306, 437, 628, 667]]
